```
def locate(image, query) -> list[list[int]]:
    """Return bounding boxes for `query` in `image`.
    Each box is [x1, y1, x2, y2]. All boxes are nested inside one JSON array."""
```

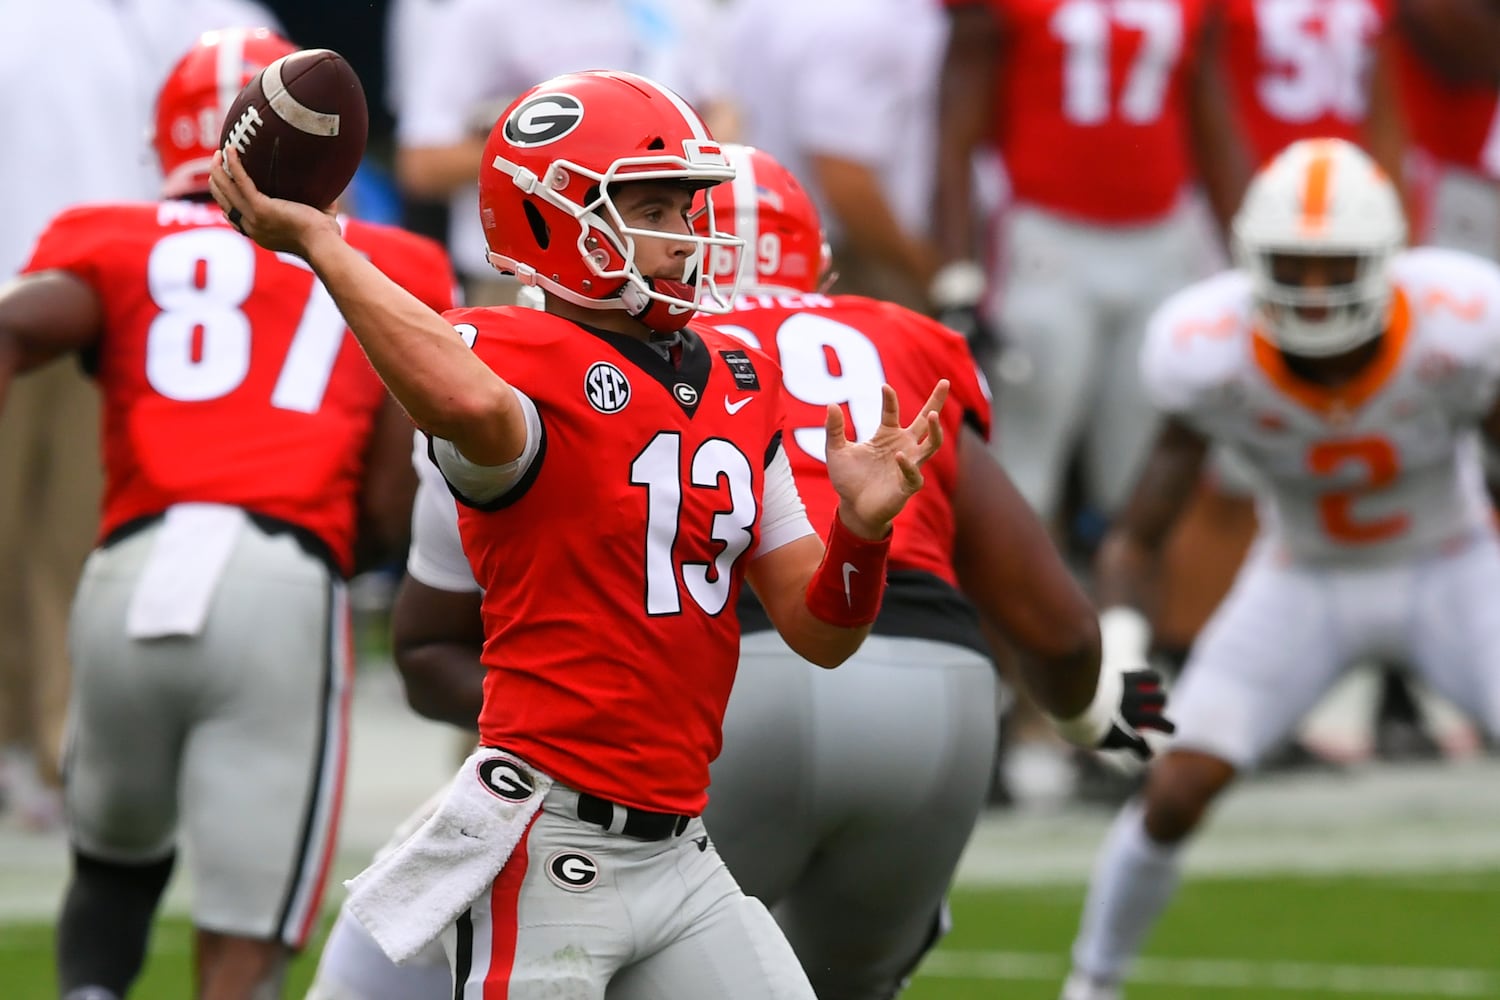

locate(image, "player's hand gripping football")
[[208, 147, 341, 258], [825, 380, 949, 539]]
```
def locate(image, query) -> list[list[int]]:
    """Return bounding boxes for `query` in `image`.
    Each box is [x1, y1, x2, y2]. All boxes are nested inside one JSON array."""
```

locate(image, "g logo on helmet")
[[503, 93, 584, 147]]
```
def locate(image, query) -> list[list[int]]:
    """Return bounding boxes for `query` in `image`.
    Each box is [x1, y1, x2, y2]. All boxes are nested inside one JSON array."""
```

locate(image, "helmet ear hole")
[[647, 136, 666, 151], [522, 200, 550, 250]]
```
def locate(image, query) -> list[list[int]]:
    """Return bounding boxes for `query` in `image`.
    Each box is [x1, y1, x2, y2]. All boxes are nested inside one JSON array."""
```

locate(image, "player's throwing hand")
[[825, 380, 949, 538], [209, 147, 340, 258]]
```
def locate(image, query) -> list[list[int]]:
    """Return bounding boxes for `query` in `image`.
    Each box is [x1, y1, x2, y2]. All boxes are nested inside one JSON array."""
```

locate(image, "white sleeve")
[[407, 433, 480, 593], [753, 443, 817, 558], [792, 8, 903, 163], [430, 386, 543, 505]]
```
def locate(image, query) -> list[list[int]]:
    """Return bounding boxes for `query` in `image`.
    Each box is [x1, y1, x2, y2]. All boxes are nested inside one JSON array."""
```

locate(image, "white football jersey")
[[1142, 247, 1500, 564]]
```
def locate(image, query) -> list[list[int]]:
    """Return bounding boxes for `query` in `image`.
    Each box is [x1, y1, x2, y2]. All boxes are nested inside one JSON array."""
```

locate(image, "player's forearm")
[[812, 157, 938, 288], [775, 605, 873, 669], [394, 642, 485, 730], [0, 335, 15, 414], [1093, 533, 1160, 620], [301, 229, 524, 464], [1013, 637, 1102, 721], [932, 6, 997, 263], [751, 526, 889, 668]]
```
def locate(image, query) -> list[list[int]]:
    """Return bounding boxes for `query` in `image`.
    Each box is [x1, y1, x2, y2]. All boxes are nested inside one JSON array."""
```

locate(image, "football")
[[218, 48, 368, 209]]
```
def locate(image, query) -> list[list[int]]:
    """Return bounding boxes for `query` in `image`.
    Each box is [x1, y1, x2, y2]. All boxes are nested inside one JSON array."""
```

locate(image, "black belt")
[[575, 792, 691, 842], [102, 510, 342, 579]]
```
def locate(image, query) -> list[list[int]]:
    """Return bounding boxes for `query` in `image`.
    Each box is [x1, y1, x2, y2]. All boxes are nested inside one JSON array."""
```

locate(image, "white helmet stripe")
[[215, 28, 249, 129], [612, 71, 709, 140], [727, 145, 760, 276]]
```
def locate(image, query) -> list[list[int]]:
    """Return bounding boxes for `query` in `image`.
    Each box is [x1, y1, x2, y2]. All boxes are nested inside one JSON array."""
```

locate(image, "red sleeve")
[[21, 205, 118, 283], [370, 229, 458, 315], [405, 237, 459, 315], [905, 310, 993, 443]]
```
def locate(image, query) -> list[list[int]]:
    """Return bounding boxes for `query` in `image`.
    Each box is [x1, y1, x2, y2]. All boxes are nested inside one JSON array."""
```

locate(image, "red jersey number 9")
[[716, 313, 888, 462]]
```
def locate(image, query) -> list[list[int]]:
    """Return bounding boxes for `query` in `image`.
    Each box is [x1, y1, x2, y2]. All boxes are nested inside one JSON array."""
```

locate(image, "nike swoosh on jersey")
[[841, 562, 859, 606], [725, 395, 754, 414]]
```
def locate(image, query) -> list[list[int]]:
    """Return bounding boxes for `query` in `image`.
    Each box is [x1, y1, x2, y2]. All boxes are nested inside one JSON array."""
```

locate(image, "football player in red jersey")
[[1396, 0, 1500, 262], [931, 0, 1248, 804], [300, 144, 1177, 1000], [932, 0, 1248, 525], [213, 68, 949, 999], [695, 144, 1176, 1000], [0, 28, 456, 1000], [1215, 0, 1402, 171]]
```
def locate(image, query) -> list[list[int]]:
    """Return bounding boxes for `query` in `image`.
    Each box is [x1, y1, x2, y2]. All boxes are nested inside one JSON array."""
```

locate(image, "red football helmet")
[[479, 70, 744, 332], [153, 27, 297, 198], [695, 144, 832, 295]]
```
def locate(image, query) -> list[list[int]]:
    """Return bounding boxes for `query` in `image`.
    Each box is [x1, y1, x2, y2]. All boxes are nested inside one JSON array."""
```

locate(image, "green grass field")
[[5, 872, 1497, 999]]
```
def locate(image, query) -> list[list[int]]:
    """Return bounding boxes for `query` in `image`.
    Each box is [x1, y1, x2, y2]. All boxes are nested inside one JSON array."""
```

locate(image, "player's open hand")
[[208, 147, 340, 258], [826, 380, 949, 539]]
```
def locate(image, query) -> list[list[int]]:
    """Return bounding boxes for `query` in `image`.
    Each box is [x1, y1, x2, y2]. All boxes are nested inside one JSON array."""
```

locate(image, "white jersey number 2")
[[145, 229, 347, 413]]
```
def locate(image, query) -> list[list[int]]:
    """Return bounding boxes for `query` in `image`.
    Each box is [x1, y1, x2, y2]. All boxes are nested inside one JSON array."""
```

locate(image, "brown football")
[[218, 48, 368, 209]]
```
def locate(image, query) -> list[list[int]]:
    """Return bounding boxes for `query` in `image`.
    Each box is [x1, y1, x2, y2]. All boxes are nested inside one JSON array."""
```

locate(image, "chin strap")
[[621, 277, 698, 334]]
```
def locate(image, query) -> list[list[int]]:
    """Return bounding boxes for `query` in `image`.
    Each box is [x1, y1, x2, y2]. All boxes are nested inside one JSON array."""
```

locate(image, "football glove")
[[1052, 608, 1176, 765], [929, 260, 1000, 362]]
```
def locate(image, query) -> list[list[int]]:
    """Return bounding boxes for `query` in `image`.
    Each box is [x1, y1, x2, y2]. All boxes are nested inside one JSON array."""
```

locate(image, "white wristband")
[[928, 260, 986, 309], [1099, 606, 1152, 668], [1052, 660, 1121, 748], [1050, 607, 1151, 748]]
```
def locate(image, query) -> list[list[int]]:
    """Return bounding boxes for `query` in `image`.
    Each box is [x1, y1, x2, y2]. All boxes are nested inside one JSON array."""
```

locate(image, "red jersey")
[[450, 308, 786, 815], [1220, 0, 1391, 165], [1397, 37, 1500, 178], [961, 0, 1210, 222], [703, 292, 991, 588], [23, 199, 455, 575]]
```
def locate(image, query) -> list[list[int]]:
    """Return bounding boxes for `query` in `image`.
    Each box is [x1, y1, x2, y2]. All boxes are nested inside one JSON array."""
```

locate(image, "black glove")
[[1095, 667, 1175, 761]]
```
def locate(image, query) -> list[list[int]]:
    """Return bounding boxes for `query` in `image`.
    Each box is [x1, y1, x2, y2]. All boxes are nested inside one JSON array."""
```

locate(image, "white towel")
[[125, 504, 245, 639], [344, 748, 553, 964]]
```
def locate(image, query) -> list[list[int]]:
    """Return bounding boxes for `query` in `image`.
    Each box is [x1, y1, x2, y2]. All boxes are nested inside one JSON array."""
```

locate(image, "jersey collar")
[[576, 321, 712, 417], [1250, 287, 1411, 420]]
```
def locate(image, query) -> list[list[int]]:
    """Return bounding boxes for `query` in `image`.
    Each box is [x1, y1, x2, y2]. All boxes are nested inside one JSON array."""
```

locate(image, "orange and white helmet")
[[479, 70, 744, 332], [1232, 138, 1407, 357], [695, 144, 832, 295], [153, 27, 298, 198]]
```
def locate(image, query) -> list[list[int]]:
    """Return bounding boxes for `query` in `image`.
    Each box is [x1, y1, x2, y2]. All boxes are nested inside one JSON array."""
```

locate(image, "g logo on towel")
[[477, 757, 536, 802], [547, 851, 599, 892]]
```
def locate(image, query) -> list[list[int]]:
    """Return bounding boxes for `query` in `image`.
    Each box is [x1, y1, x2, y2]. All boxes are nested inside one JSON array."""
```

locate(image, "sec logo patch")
[[547, 850, 599, 892], [586, 362, 631, 413]]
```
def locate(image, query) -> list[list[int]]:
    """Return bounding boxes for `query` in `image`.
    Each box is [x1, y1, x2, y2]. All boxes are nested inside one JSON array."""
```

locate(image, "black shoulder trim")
[[763, 429, 783, 469], [426, 413, 550, 513]]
